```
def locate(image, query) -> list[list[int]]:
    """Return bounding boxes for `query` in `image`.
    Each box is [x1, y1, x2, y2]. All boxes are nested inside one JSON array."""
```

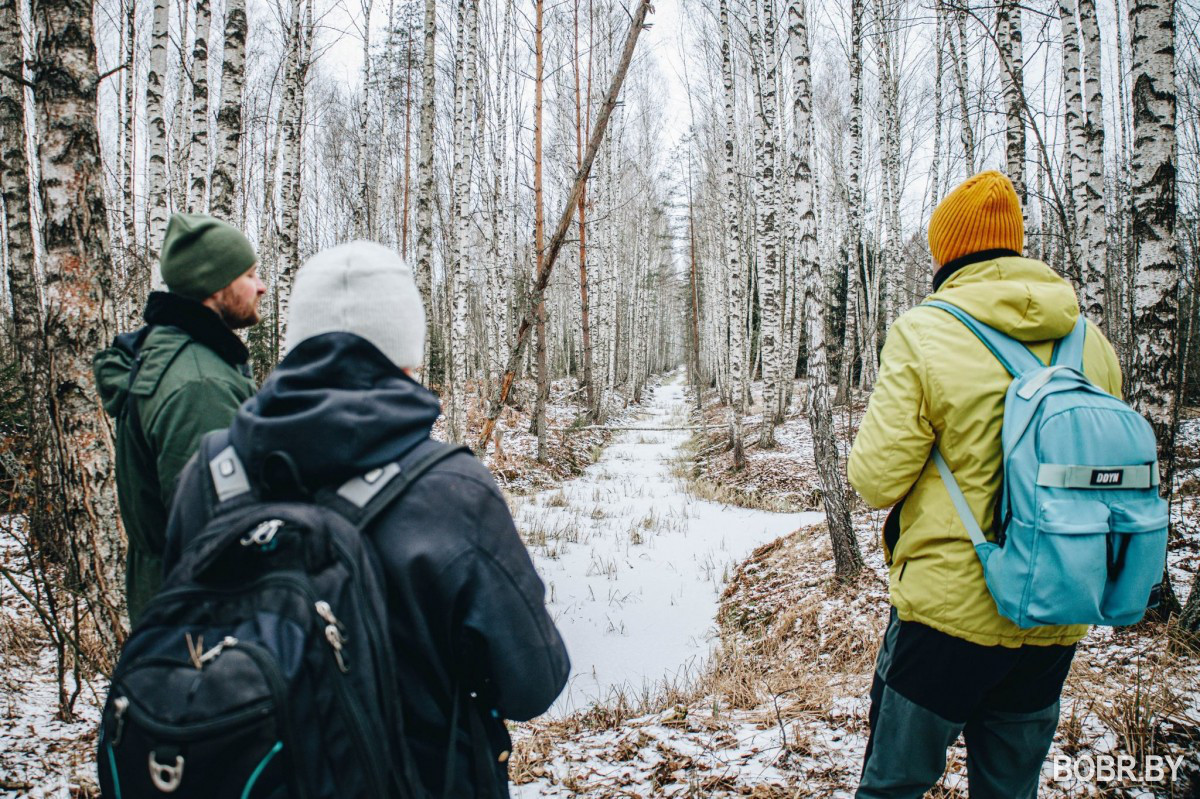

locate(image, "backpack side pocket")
[[1023, 499, 1110, 626], [1102, 499, 1168, 625]]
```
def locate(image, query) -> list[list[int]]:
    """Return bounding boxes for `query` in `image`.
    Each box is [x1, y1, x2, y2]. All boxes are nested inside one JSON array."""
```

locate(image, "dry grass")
[[512, 514, 1199, 797]]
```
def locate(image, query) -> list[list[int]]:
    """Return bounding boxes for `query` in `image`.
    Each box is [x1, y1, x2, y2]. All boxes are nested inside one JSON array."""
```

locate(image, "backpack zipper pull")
[[314, 601, 349, 673], [112, 696, 129, 747], [199, 635, 238, 666], [241, 519, 285, 548]]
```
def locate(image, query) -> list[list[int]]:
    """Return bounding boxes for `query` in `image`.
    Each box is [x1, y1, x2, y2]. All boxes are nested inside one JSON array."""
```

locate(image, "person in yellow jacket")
[[848, 171, 1122, 799]]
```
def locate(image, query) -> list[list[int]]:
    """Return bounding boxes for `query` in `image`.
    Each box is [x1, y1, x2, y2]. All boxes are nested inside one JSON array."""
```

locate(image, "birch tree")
[[146, 0, 170, 249], [532, 0, 548, 460], [1126, 0, 1180, 617], [929, 1, 945, 208], [788, 0, 861, 579], [1061, 0, 1088, 288], [840, 0, 866, 395], [720, 0, 746, 467], [32, 0, 126, 654], [996, 0, 1025, 204], [355, 0, 374, 237], [749, 0, 782, 446], [186, 0, 211, 211], [121, 0, 137, 252], [209, 0, 246, 221], [415, 0, 435, 378], [1077, 0, 1108, 324], [276, 0, 310, 340], [947, 6, 975, 175], [448, 0, 479, 443]]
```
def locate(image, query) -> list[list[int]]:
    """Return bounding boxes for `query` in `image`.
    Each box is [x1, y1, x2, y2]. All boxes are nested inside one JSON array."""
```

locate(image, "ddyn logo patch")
[[1090, 469, 1123, 486]]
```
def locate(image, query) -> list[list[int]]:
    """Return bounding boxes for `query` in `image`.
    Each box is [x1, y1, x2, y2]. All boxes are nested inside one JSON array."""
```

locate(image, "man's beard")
[[211, 292, 261, 330]]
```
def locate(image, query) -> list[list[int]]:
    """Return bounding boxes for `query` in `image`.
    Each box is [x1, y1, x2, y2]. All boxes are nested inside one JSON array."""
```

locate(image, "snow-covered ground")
[[510, 375, 821, 716]]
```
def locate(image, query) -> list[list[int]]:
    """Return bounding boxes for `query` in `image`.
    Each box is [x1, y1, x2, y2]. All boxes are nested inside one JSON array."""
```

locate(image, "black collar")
[[143, 291, 250, 366], [932, 249, 1021, 292]]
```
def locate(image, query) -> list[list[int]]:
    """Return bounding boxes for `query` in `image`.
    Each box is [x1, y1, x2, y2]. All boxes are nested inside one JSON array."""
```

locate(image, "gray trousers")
[[856, 610, 1074, 799]]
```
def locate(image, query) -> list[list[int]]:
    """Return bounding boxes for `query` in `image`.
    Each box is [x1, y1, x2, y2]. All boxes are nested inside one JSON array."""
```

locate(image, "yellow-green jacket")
[[848, 256, 1122, 647]]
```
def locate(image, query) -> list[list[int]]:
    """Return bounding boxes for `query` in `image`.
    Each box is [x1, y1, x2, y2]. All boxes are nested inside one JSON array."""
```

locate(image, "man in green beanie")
[[94, 213, 266, 622]]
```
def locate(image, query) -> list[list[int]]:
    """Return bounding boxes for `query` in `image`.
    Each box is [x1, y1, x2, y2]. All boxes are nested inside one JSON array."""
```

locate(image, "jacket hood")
[[928, 256, 1079, 342], [228, 332, 442, 493], [93, 330, 144, 418]]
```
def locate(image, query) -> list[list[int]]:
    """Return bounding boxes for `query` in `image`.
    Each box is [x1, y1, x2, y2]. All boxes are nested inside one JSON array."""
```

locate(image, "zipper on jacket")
[[898, 562, 908, 582]]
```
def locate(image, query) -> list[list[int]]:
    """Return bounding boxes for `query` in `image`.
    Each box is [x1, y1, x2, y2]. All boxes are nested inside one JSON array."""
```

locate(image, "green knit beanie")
[[159, 213, 257, 300]]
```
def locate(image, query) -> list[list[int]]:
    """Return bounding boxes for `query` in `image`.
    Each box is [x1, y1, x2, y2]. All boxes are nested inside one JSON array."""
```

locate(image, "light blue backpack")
[[925, 300, 1168, 628]]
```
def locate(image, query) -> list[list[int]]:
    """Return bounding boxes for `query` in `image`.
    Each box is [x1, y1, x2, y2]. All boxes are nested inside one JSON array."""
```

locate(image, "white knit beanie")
[[283, 240, 426, 369]]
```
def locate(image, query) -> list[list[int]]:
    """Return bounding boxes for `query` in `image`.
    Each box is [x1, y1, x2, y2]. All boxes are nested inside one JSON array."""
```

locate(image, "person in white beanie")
[[162, 241, 569, 798], [283, 240, 427, 368]]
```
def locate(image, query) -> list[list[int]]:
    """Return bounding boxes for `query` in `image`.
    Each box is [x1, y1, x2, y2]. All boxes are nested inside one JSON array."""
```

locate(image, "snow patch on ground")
[[512, 375, 820, 715]]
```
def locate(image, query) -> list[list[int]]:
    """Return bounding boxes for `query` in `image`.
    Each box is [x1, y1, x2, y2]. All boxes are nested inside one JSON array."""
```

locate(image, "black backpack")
[[97, 431, 468, 798]]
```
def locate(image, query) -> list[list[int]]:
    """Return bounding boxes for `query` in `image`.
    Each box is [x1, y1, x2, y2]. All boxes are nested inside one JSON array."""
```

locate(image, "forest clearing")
[[0, 0, 1198, 795]]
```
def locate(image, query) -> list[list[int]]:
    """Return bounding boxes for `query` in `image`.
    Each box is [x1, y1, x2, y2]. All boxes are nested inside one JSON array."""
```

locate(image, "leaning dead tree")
[[476, 0, 654, 453]]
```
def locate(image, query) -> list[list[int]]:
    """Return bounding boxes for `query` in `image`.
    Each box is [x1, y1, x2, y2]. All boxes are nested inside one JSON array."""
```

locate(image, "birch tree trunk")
[[399, 22, 414, 258], [0, 0, 59, 574], [532, 0, 548, 461], [355, 0, 374, 237], [209, 0, 246, 221], [146, 0, 170, 249], [873, 0, 900, 322], [0, 0, 39, 368], [186, 0, 210, 211], [121, 0, 137, 252], [947, 8, 975, 175], [996, 0, 1026, 205], [448, 0, 478, 443], [1077, 0, 1108, 324], [1061, 0, 1088, 287], [177, 1, 192, 206], [788, 0, 861, 580], [276, 0, 308, 344], [929, 1, 944, 209], [840, 0, 865, 396], [749, 0, 781, 448], [1126, 0, 1181, 619], [719, 0, 745, 468], [575, 0, 595, 416], [32, 0, 126, 654], [415, 0, 436, 380]]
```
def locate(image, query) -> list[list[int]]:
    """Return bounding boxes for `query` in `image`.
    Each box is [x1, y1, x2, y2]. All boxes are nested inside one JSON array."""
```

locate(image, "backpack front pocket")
[[1100, 498, 1168, 624], [1023, 500, 1110, 626]]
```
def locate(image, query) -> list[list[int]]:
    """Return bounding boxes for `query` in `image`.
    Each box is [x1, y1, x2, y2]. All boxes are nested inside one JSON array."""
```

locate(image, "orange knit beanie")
[[927, 170, 1024, 267]]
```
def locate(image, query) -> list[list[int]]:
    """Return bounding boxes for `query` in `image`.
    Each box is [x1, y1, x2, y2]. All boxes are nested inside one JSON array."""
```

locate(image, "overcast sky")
[[311, 0, 694, 151]]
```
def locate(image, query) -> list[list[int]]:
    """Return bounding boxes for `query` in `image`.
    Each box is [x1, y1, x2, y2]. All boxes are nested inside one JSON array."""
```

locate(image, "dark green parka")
[[94, 292, 256, 622]]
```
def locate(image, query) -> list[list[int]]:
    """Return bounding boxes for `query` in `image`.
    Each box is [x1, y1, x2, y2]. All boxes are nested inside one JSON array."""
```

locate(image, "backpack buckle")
[[148, 751, 185, 792]]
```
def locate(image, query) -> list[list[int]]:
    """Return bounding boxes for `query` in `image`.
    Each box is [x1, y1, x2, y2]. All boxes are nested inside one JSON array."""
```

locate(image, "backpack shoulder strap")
[[1050, 315, 1087, 371], [931, 447, 990, 549], [924, 300, 1044, 377], [326, 440, 473, 530], [204, 429, 255, 510]]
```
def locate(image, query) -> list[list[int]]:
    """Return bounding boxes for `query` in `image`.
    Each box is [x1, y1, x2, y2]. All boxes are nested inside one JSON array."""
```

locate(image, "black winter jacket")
[[162, 333, 570, 798]]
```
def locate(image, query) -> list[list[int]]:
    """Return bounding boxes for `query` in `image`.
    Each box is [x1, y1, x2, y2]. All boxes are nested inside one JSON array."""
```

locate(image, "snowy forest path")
[[513, 373, 822, 716]]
